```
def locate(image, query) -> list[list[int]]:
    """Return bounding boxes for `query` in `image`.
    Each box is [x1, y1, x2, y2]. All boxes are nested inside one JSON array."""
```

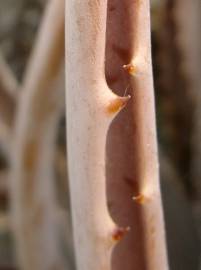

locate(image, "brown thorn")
[[123, 63, 136, 75], [106, 95, 131, 115], [133, 194, 146, 204], [112, 226, 130, 242]]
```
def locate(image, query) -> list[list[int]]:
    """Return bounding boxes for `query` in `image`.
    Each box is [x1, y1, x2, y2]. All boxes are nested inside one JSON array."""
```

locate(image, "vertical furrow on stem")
[[105, 1, 146, 269], [10, 0, 65, 269], [65, 0, 130, 270], [105, 0, 146, 269]]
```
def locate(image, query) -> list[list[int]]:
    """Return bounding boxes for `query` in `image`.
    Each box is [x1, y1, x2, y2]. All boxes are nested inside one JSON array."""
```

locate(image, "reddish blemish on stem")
[[112, 226, 130, 242], [123, 63, 136, 75], [106, 95, 131, 114]]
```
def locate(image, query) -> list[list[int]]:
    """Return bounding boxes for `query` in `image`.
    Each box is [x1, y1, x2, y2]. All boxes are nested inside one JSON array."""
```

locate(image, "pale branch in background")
[[0, 170, 9, 195], [10, 0, 66, 269], [0, 121, 12, 160], [0, 52, 19, 156], [0, 52, 18, 99]]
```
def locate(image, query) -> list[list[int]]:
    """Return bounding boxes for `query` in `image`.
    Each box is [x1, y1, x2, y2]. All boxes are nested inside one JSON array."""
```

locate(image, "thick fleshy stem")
[[66, 0, 168, 269], [65, 0, 130, 270]]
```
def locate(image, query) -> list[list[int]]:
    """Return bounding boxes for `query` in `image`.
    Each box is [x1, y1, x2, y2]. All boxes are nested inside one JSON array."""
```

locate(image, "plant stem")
[[66, 1, 130, 269], [10, 0, 65, 269]]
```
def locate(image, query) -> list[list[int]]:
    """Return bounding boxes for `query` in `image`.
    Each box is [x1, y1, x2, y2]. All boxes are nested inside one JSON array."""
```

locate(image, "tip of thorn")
[[123, 63, 136, 75], [107, 95, 131, 115], [112, 226, 130, 242], [133, 194, 146, 204], [120, 95, 131, 108]]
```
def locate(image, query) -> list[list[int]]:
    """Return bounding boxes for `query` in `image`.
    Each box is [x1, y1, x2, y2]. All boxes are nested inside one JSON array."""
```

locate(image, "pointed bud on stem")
[[112, 226, 130, 242], [106, 95, 131, 115], [123, 63, 136, 75], [133, 194, 146, 204]]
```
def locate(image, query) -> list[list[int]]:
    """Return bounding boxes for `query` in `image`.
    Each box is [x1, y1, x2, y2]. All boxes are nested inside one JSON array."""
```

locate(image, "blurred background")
[[0, 0, 200, 269]]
